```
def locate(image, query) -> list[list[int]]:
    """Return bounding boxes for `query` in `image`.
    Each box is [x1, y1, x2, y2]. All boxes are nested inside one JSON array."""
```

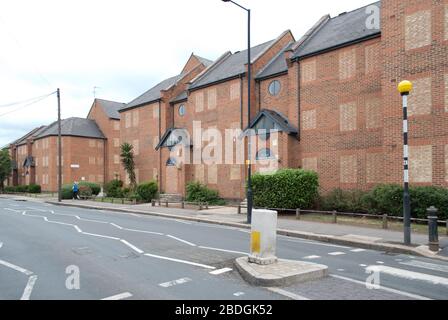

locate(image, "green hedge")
[[136, 181, 158, 202], [79, 181, 100, 196], [104, 180, 124, 198], [186, 182, 225, 205], [61, 185, 73, 199], [252, 169, 319, 210], [3, 184, 41, 194], [320, 185, 448, 219]]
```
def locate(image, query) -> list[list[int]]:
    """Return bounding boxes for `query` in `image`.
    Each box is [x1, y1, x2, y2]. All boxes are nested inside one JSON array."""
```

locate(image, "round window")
[[178, 104, 186, 117], [268, 80, 281, 96]]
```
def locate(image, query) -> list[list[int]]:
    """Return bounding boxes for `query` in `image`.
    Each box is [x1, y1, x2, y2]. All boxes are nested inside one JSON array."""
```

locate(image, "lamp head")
[[398, 80, 413, 96]]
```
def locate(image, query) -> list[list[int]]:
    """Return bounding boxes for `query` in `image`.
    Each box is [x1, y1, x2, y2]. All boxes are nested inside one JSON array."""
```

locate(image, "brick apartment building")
[[6, 0, 448, 199]]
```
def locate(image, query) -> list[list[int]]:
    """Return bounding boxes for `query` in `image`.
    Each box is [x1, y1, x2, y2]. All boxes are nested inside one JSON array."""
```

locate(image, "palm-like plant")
[[120, 143, 136, 190]]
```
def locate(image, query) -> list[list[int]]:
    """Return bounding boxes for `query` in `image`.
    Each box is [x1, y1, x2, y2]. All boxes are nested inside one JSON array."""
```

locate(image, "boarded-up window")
[[340, 155, 357, 184], [153, 104, 159, 119], [340, 102, 357, 131], [409, 145, 432, 183], [366, 98, 381, 129], [230, 165, 241, 181], [408, 77, 432, 116], [195, 92, 204, 113], [208, 88, 217, 110], [302, 109, 316, 130], [207, 164, 218, 184], [195, 164, 205, 183], [114, 154, 120, 164], [133, 139, 140, 156], [230, 82, 240, 101], [113, 138, 120, 148], [339, 49, 356, 80], [405, 10, 431, 50], [132, 110, 139, 127], [302, 60, 317, 83], [302, 157, 318, 172], [114, 121, 120, 131], [125, 113, 132, 128]]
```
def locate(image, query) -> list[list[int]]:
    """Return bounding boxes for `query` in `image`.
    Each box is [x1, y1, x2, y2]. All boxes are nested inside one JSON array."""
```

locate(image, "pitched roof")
[[170, 91, 188, 104], [35, 117, 105, 140], [123, 74, 183, 111], [189, 40, 275, 90], [255, 42, 294, 80], [95, 99, 125, 120], [193, 55, 213, 68], [293, 1, 381, 59], [242, 109, 298, 136], [12, 125, 47, 146]]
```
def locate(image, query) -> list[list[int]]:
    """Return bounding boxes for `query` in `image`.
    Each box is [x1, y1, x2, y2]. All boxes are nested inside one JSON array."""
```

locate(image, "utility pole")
[[57, 88, 62, 202]]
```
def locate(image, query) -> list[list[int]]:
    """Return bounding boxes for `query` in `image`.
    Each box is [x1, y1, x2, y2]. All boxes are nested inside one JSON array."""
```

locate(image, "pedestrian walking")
[[72, 181, 79, 200]]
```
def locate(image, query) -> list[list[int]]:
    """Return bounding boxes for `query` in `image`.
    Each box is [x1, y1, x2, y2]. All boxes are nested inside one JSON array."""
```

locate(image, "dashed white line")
[[366, 265, 448, 287], [351, 249, 366, 252], [81, 232, 120, 241], [376, 261, 385, 264], [144, 253, 215, 270], [328, 252, 346, 256], [233, 292, 245, 297], [330, 274, 431, 300], [159, 277, 192, 288], [4, 208, 21, 213], [110, 223, 123, 230], [198, 246, 247, 256], [102, 292, 133, 300], [209, 268, 233, 275], [267, 287, 310, 300], [122, 228, 164, 236], [0, 259, 34, 276], [21, 275, 38, 300], [74, 226, 82, 233], [167, 235, 196, 247], [359, 264, 367, 267], [120, 239, 144, 254], [303, 255, 321, 260]]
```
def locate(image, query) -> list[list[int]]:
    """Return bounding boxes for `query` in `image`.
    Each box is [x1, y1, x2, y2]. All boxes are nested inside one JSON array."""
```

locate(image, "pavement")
[[1, 195, 448, 300], [28, 196, 448, 260]]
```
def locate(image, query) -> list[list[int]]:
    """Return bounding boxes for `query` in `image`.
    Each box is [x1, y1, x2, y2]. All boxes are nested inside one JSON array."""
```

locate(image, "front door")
[[165, 158, 179, 194]]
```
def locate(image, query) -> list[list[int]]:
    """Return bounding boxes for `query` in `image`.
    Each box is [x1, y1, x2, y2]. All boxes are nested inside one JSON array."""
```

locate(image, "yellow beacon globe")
[[398, 80, 413, 95]]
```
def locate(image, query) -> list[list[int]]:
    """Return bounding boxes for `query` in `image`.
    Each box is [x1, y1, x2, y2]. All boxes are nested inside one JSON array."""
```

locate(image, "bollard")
[[427, 206, 439, 252], [237, 205, 241, 215], [111, 198, 114, 204], [296, 208, 301, 220], [122, 199, 124, 204], [158, 199, 161, 207], [249, 209, 278, 265], [181, 201, 185, 209], [332, 210, 337, 224], [199, 202, 203, 211], [382, 214, 388, 229], [205, 202, 209, 210], [151, 200, 155, 207]]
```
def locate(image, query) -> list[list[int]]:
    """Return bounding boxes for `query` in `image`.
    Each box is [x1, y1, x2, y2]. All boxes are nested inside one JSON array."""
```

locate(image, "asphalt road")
[[1, 197, 447, 300]]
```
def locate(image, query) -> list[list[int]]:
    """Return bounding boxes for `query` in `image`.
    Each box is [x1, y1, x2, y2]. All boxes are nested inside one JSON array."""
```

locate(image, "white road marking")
[[279, 237, 351, 249], [21, 275, 38, 300], [102, 292, 133, 300], [199, 246, 247, 255], [82, 232, 120, 241], [267, 287, 310, 300], [0, 242, 3, 249], [303, 255, 321, 260], [173, 220, 192, 225], [167, 235, 196, 247], [74, 226, 82, 233], [337, 269, 345, 272], [3, 208, 21, 213], [209, 268, 233, 275], [233, 292, 245, 297], [122, 228, 164, 236], [395, 259, 403, 262], [359, 264, 367, 267], [330, 274, 431, 300], [159, 277, 192, 288], [110, 223, 123, 229], [351, 249, 366, 252], [399, 260, 448, 273], [328, 252, 346, 256], [26, 207, 47, 212], [366, 265, 448, 287], [376, 261, 384, 264], [144, 253, 215, 270], [0, 259, 33, 276], [120, 240, 144, 254]]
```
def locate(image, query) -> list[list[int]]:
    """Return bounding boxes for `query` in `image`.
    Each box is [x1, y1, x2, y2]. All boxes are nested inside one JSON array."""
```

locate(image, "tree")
[[120, 142, 136, 190], [0, 148, 12, 192]]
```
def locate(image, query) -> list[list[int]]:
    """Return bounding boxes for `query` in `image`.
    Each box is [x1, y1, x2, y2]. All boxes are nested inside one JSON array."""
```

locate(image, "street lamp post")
[[222, 0, 253, 224], [398, 80, 413, 246]]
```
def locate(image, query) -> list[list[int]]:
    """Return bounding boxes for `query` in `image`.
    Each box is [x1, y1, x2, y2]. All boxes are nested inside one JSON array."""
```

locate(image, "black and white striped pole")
[[398, 80, 413, 246]]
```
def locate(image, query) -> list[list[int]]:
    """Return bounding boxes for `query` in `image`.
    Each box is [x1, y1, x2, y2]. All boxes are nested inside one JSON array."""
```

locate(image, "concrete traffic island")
[[235, 209, 328, 287]]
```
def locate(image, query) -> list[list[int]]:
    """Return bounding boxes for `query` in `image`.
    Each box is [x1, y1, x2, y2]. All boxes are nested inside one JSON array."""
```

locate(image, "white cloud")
[[0, 0, 376, 146]]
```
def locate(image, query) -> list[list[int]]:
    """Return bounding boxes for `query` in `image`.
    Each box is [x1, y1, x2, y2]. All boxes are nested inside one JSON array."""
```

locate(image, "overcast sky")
[[0, 0, 375, 147]]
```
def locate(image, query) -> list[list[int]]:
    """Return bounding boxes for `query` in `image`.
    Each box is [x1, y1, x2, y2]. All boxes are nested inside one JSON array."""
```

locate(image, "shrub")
[[79, 181, 100, 196], [104, 180, 124, 198], [186, 181, 225, 205], [122, 187, 131, 198], [78, 185, 92, 198], [136, 181, 158, 202], [321, 189, 368, 213], [16, 185, 28, 193], [4, 186, 17, 193], [252, 169, 319, 209], [27, 184, 41, 194], [61, 184, 73, 199]]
